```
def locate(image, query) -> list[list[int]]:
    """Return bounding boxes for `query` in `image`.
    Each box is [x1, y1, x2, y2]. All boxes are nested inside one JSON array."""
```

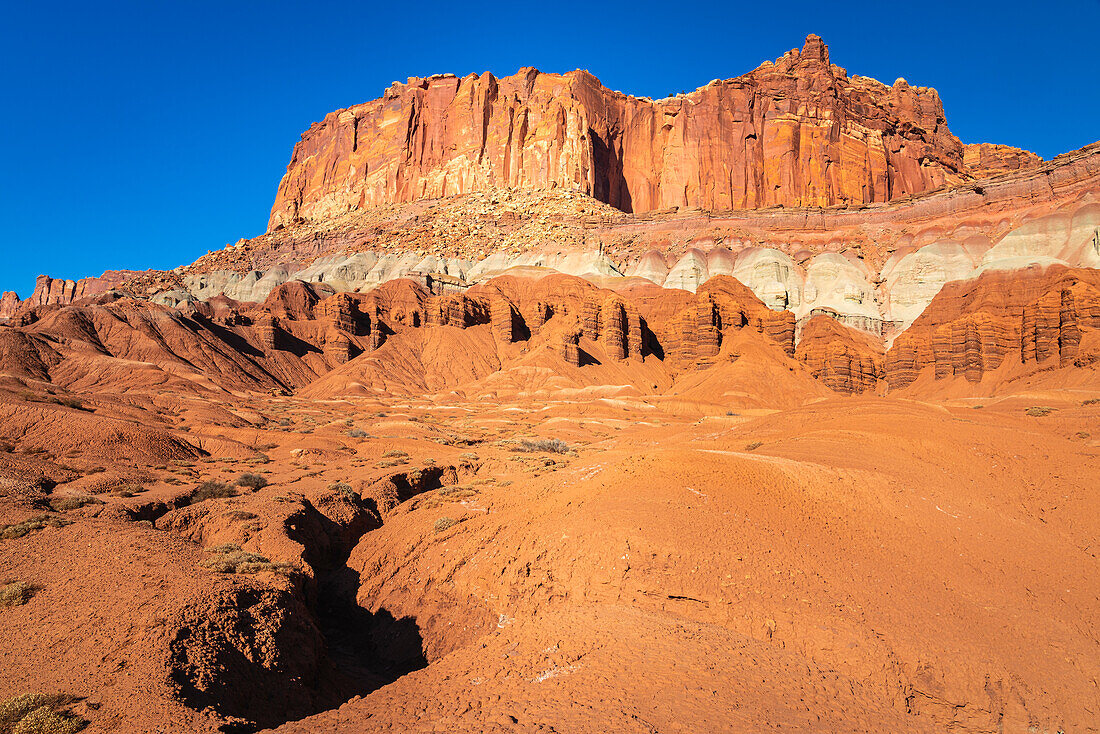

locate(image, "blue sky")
[[2, 0, 1098, 297]]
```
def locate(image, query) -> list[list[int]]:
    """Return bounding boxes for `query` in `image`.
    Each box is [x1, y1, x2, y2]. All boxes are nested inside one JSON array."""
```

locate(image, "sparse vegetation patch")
[[512, 439, 572, 454], [48, 495, 103, 513], [201, 544, 295, 575], [0, 693, 85, 733], [236, 473, 269, 491], [188, 481, 237, 503], [0, 516, 73, 540], [0, 581, 39, 608]]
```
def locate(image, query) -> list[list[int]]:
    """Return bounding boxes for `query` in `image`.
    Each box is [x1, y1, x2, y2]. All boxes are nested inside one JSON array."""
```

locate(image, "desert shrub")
[[744, 441, 763, 451], [459, 452, 479, 460], [1081, 398, 1099, 406], [382, 449, 408, 458], [48, 496, 102, 513], [513, 439, 571, 455], [433, 517, 456, 533], [236, 473, 268, 491], [201, 544, 294, 575], [1076, 431, 1091, 439], [0, 693, 83, 733], [111, 484, 145, 497], [189, 481, 237, 503], [0, 581, 39, 608], [327, 481, 353, 493], [1025, 406, 1055, 417], [347, 428, 367, 438], [277, 417, 291, 426], [46, 396, 86, 411], [438, 486, 478, 500], [10, 705, 85, 734], [0, 516, 72, 540]]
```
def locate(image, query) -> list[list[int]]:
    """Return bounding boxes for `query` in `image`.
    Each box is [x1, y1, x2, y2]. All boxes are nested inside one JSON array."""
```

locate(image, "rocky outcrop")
[[559, 331, 581, 367], [253, 314, 280, 350], [0, 291, 19, 320], [963, 143, 1042, 178], [796, 315, 883, 393], [490, 297, 519, 343], [269, 35, 982, 229], [19, 272, 137, 312], [885, 266, 1100, 387]]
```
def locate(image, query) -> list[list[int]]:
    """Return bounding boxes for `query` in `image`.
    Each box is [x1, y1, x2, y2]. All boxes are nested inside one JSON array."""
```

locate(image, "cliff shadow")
[[590, 130, 632, 213]]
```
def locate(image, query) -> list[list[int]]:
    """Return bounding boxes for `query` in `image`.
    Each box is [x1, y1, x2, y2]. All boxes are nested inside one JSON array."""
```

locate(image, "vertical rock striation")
[[269, 35, 983, 229]]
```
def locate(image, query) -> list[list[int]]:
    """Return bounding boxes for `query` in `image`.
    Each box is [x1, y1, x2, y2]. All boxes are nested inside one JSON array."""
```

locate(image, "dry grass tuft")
[[0, 693, 84, 734], [0, 581, 40, 608], [201, 544, 295, 575], [0, 517, 73, 541], [235, 473, 269, 491], [512, 439, 572, 455], [48, 496, 103, 513], [188, 481, 237, 503]]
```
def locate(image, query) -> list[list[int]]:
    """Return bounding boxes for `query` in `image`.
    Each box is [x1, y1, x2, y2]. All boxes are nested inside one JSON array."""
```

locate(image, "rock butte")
[[1, 34, 1098, 734]]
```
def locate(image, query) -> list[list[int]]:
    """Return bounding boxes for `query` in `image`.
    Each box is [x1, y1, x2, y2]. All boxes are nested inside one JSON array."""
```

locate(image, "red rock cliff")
[[269, 35, 982, 229]]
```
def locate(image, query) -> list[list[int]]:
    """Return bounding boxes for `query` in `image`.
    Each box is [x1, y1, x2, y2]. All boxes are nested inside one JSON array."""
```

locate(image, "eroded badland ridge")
[[1, 36, 1098, 734]]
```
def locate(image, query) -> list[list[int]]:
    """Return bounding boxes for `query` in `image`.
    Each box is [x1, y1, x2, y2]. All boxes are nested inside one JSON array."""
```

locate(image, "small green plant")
[[0, 516, 72, 540], [1025, 406, 1055, 417], [0, 693, 84, 733], [433, 517, 456, 533], [236, 473, 269, 491], [744, 441, 763, 451], [0, 581, 39, 608]]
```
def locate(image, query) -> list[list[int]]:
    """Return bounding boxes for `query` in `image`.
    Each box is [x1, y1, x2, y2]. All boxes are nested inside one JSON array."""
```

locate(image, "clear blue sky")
[[3, 0, 1098, 298]]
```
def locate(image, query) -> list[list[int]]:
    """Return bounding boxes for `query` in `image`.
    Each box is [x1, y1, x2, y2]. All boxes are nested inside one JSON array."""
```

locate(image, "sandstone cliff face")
[[886, 266, 1100, 387], [796, 315, 884, 393], [269, 35, 972, 228], [963, 143, 1042, 178], [0, 292, 19, 320]]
